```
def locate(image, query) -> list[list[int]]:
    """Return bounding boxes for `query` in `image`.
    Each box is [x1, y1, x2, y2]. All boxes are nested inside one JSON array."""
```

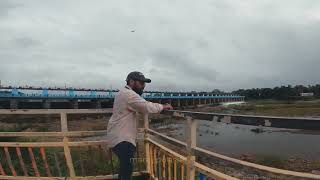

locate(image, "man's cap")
[[126, 71, 151, 83]]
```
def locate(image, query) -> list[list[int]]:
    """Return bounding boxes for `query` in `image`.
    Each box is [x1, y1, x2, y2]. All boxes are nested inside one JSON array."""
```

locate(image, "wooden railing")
[[145, 111, 320, 180], [1, 109, 320, 179], [0, 109, 146, 179]]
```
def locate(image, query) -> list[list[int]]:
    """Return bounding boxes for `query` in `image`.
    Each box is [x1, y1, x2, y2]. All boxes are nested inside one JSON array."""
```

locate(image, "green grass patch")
[[253, 155, 287, 168]]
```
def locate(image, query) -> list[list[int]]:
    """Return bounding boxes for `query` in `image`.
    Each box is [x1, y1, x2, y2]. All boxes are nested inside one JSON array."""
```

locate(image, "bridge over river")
[[0, 86, 244, 109]]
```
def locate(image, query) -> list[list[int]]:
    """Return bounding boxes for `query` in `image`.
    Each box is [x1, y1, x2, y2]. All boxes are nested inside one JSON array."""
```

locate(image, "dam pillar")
[[168, 94, 173, 105], [192, 94, 195, 106], [43, 100, 51, 109], [204, 95, 207, 104], [71, 100, 79, 109], [10, 99, 18, 109], [177, 93, 181, 107], [184, 94, 188, 106], [96, 100, 102, 109]]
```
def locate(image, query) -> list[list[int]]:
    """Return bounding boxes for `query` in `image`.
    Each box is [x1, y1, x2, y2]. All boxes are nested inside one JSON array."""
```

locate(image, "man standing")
[[106, 71, 173, 180]]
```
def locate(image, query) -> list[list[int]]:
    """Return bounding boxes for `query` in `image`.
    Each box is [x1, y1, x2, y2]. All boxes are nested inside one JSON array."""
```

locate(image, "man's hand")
[[162, 104, 173, 111]]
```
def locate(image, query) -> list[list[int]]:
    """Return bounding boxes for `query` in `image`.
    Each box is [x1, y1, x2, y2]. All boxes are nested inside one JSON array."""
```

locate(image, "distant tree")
[[211, 89, 224, 94], [232, 84, 320, 100]]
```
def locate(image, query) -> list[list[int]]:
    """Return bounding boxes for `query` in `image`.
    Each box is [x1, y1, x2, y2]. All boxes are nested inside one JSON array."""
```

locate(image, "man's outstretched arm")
[[128, 93, 173, 114]]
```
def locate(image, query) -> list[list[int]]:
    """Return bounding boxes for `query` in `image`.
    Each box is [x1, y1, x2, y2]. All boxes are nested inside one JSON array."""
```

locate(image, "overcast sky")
[[0, 0, 319, 92]]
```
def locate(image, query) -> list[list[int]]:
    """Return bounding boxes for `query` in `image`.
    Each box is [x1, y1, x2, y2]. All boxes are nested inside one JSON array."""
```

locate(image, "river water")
[[154, 119, 320, 160]]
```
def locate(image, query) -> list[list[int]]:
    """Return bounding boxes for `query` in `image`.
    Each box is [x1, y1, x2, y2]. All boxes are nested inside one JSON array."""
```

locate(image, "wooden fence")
[[0, 109, 320, 179]]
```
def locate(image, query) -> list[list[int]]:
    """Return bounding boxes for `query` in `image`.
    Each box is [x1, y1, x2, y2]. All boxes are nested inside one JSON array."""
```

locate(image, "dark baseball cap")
[[126, 71, 151, 83]]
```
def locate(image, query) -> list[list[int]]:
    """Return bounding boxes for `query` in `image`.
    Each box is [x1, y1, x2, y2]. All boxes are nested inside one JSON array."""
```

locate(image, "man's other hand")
[[162, 104, 173, 111]]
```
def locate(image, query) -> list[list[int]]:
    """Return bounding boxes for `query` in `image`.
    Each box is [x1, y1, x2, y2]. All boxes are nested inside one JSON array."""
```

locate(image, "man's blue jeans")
[[112, 141, 136, 180]]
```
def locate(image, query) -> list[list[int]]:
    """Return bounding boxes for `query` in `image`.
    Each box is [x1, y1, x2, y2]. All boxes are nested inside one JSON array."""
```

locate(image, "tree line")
[[231, 84, 320, 100]]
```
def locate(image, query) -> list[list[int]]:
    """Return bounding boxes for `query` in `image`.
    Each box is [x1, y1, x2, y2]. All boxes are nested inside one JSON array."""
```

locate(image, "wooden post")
[[149, 145, 154, 177], [143, 114, 151, 174], [0, 161, 6, 176], [168, 156, 172, 180], [181, 162, 185, 180], [60, 112, 68, 132], [162, 154, 166, 179], [154, 147, 158, 177], [173, 159, 177, 180], [60, 112, 76, 178], [4, 147, 17, 176], [186, 116, 196, 180], [28, 147, 40, 177], [16, 147, 28, 176], [40, 147, 52, 176]]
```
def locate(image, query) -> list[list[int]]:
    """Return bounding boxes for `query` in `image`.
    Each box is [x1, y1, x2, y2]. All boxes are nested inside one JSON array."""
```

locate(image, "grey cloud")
[[0, 0, 320, 91], [15, 37, 39, 48], [150, 49, 218, 83], [0, 0, 19, 17]]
